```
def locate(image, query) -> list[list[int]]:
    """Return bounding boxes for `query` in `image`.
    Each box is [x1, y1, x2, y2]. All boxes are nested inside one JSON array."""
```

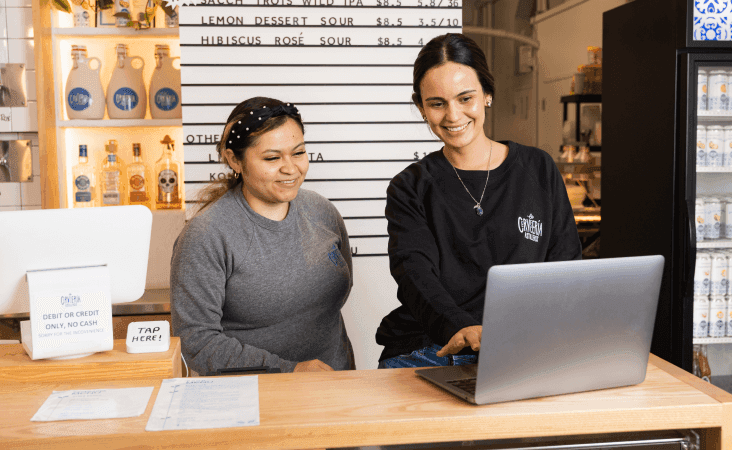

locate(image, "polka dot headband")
[[227, 103, 300, 149]]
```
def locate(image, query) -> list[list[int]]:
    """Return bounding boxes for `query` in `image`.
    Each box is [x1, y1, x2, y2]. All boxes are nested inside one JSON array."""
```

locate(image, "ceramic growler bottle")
[[149, 45, 182, 119], [65, 46, 105, 120], [107, 44, 147, 119]]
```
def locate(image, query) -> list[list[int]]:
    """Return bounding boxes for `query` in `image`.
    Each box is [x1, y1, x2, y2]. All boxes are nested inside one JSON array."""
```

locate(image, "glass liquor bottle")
[[72, 144, 96, 208], [128, 143, 150, 208], [101, 148, 124, 206], [155, 135, 181, 209]]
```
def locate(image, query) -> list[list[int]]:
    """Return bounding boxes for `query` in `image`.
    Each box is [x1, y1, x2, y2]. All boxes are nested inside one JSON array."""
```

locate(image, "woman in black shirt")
[[376, 33, 582, 368]]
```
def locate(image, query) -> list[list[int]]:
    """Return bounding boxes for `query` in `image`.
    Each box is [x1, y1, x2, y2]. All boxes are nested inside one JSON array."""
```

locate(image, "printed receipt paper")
[[146, 376, 260, 431], [31, 387, 154, 422]]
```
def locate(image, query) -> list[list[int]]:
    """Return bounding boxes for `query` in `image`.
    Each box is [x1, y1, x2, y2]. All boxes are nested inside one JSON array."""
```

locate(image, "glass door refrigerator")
[[603, 0, 731, 392]]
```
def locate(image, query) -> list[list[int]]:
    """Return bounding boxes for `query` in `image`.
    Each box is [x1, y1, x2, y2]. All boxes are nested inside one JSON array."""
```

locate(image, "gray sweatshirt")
[[171, 186, 354, 374]]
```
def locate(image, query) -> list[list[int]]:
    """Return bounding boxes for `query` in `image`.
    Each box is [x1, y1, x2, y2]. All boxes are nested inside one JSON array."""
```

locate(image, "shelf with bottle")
[[697, 166, 732, 173], [698, 111, 732, 122], [693, 337, 732, 344], [59, 119, 181, 128], [53, 28, 179, 38], [52, 3, 178, 34], [61, 41, 181, 124], [697, 239, 733, 249], [62, 127, 184, 210]]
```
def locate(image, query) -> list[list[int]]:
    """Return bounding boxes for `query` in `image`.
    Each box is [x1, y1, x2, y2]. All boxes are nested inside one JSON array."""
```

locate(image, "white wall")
[[342, 257, 399, 370], [0, 0, 41, 212]]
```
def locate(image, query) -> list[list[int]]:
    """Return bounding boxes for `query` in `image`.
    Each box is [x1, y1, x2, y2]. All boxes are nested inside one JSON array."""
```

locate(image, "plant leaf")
[[97, 0, 115, 10], [52, 0, 73, 13], [156, 0, 175, 17]]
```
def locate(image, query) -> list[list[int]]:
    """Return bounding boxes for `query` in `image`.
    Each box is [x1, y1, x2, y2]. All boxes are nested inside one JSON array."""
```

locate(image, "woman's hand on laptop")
[[294, 359, 335, 372], [436, 326, 482, 357]]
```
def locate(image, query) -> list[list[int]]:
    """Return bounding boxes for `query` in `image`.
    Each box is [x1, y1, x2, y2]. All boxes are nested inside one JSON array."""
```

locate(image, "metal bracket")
[[0, 140, 32, 182], [0, 63, 27, 107]]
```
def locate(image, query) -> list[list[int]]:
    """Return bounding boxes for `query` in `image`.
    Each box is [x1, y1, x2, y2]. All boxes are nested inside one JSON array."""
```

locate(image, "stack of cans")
[[694, 196, 732, 242], [698, 68, 732, 113], [693, 250, 732, 338], [695, 125, 732, 170]]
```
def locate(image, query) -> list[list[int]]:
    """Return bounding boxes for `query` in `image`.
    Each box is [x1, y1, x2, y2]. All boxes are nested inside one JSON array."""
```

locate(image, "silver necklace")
[[450, 140, 493, 216]]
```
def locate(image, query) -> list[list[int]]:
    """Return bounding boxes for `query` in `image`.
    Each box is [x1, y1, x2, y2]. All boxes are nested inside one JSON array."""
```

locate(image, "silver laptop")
[[415, 255, 665, 405]]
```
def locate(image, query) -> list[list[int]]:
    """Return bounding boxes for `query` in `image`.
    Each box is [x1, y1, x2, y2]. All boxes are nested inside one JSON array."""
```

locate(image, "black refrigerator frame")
[[602, 0, 731, 372]]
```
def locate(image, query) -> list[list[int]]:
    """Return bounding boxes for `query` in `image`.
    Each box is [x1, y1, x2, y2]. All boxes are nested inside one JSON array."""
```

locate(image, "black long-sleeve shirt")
[[376, 141, 582, 361]]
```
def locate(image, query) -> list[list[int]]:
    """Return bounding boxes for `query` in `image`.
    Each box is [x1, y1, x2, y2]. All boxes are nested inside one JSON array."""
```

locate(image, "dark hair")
[[412, 33, 495, 107], [195, 97, 304, 212]]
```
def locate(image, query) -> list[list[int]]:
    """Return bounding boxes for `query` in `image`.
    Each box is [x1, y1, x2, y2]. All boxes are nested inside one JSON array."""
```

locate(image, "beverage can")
[[707, 125, 724, 167], [725, 252, 733, 295], [696, 125, 708, 167], [724, 125, 732, 168], [704, 197, 722, 239], [726, 295, 732, 336], [708, 70, 728, 112], [695, 252, 712, 295], [710, 295, 727, 337], [710, 252, 728, 295], [724, 196, 732, 240], [697, 68, 708, 112], [695, 198, 706, 242], [693, 295, 710, 338]]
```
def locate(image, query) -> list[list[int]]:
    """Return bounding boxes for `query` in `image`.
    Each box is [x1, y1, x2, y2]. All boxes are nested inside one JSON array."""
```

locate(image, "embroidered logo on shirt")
[[328, 244, 340, 266], [518, 213, 543, 243]]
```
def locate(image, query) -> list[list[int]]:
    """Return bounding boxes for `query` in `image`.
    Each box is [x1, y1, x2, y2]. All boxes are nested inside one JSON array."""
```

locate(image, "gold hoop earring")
[[233, 171, 241, 179]]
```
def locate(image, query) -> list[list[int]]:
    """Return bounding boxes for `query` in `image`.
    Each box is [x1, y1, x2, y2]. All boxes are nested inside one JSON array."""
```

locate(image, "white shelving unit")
[[53, 28, 179, 38], [49, 10, 184, 210], [697, 167, 732, 173], [693, 69, 731, 391], [58, 119, 181, 128], [697, 111, 732, 121], [696, 239, 733, 249], [693, 337, 732, 345]]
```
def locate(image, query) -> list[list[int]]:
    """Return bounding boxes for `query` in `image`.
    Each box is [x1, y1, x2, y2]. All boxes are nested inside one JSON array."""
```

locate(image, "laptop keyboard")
[[447, 377, 477, 395]]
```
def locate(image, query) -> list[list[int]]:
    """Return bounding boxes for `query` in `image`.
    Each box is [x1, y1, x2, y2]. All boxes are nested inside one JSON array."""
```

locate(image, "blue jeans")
[[378, 344, 478, 369]]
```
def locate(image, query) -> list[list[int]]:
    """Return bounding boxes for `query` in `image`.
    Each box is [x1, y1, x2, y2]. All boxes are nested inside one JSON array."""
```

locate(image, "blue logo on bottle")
[[75, 175, 90, 191], [68, 87, 92, 111], [113, 87, 139, 111], [154, 88, 179, 111]]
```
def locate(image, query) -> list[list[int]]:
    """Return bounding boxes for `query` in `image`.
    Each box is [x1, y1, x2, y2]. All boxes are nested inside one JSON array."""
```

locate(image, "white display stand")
[[20, 265, 114, 360], [126, 321, 170, 354]]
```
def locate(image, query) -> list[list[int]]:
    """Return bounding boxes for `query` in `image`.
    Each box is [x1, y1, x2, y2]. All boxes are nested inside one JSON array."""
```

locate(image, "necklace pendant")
[[474, 204, 484, 216]]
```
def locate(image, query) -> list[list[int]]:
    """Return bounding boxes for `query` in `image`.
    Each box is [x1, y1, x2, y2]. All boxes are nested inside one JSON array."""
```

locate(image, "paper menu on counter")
[[31, 387, 154, 422], [145, 376, 260, 431]]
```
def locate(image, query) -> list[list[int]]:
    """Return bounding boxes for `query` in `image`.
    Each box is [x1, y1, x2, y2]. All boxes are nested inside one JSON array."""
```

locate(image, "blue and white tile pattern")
[[694, 0, 733, 41]]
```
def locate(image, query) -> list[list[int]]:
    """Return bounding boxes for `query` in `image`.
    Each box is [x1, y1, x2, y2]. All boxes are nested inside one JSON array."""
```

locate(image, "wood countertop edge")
[[648, 354, 731, 404], [0, 407, 726, 451], [648, 354, 731, 450]]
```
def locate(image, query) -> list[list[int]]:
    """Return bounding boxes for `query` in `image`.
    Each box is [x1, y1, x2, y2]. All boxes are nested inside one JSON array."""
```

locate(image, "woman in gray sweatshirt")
[[171, 97, 354, 375]]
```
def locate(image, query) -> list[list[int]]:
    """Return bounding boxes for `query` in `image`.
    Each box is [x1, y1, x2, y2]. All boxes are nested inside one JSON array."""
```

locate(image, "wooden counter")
[[0, 354, 729, 449], [0, 338, 181, 383]]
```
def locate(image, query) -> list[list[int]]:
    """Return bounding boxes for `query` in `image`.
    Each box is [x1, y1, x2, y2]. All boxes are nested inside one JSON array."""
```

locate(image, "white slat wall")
[[179, 1, 460, 368]]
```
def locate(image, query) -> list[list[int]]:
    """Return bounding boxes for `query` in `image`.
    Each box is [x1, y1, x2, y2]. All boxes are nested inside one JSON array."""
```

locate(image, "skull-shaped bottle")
[[155, 135, 181, 209]]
